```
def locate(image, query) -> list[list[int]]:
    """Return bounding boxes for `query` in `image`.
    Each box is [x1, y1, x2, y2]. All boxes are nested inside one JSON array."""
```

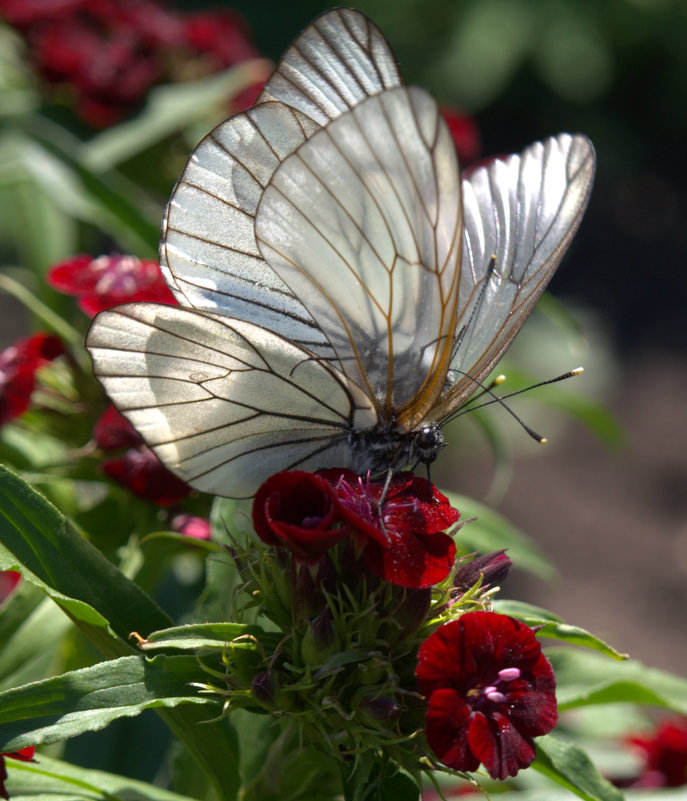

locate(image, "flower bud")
[[354, 690, 401, 729], [453, 550, 512, 593], [251, 670, 278, 709], [300, 607, 340, 665]]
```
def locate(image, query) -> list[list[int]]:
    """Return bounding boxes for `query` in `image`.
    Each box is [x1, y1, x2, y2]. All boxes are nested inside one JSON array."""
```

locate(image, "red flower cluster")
[[0, 332, 63, 427], [94, 404, 189, 506], [627, 718, 687, 787], [252, 469, 457, 589], [48, 254, 176, 315], [416, 611, 557, 779], [0, 747, 35, 800], [0, 0, 259, 127]]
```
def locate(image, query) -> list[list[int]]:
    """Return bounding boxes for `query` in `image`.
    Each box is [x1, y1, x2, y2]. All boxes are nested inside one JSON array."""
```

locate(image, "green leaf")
[[80, 60, 271, 172], [0, 654, 212, 751], [533, 734, 624, 801], [0, 272, 83, 348], [0, 583, 72, 690], [549, 648, 687, 713], [140, 621, 281, 652], [4, 751, 200, 801], [0, 464, 172, 653], [24, 120, 160, 254], [491, 600, 627, 660], [442, 491, 555, 579], [0, 466, 242, 801]]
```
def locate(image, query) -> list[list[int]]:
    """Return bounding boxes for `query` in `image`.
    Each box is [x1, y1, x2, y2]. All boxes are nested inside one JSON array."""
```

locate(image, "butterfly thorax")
[[347, 421, 445, 475]]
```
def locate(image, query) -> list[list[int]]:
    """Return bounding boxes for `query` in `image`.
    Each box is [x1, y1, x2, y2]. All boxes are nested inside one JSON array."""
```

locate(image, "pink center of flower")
[[335, 473, 419, 535], [301, 515, 324, 529], [466, 666, 522, 710], [93, 255, 148, 295]]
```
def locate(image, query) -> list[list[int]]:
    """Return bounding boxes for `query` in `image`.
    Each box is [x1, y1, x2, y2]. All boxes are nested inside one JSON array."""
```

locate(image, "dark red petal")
[[102, 447, 190, 506], [252, 471, 347, 559], [469, 710, 536, 780], [3, 747, 34, 762], [365, 529, 455, 588], [508, 687, 558, 737], [0, 366, 36, 425], [425, 688, 480, 773], [93, 405, 142, 451]]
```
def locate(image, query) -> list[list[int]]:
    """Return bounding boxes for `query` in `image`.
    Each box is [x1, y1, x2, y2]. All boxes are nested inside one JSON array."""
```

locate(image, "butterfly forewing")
[[258, 7, 403, 126], [255, 86, 462, 425], [161, 102, 338, 355], [430, 133, 595, 419], [86, 304, 377, 498]]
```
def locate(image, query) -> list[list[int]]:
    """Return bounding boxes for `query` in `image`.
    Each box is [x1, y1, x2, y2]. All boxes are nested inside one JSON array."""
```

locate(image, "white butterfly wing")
[[255, 86, 462, 427], [258, 7, 403, 125], [432, 133, 595, 418], [86, 304, 377, 498], [160, 102, 339, 355]]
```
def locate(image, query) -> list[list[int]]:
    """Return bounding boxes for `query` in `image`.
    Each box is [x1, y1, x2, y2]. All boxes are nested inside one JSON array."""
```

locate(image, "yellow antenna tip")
[[493, 374, 507, 386], [571, 367, 584, 376], [539, 437, 548, 445]]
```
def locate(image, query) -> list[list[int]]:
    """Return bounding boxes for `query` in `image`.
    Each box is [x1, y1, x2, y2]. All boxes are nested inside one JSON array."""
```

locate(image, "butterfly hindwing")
[[86, 304, 377, 498], [431, 133, 595, 419]]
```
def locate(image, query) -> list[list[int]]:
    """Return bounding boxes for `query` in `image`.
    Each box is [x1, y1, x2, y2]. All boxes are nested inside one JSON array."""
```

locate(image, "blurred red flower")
[[441, 108, 481, 165], [0, 746, 35, 800], [0, 332, 63, 426], [628, 718, 687, 787], [48, 254, 176, 315], [95, 405, 190, 506], [0, 571, 21, 603], [0, 0, 259, 126], [416, 611, 557, 779], [171, 514, 211, 540]]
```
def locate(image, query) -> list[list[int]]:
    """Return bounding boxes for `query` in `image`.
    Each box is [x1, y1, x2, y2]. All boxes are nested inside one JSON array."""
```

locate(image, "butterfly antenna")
[[446, 367, 584, 444]]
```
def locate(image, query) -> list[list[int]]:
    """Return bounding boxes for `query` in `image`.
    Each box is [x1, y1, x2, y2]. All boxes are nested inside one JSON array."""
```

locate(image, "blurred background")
[[0, 0, 685, 675]]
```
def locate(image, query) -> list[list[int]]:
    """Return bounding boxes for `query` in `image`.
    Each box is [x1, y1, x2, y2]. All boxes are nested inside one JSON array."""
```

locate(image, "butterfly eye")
[[413, 425, 445, 465]]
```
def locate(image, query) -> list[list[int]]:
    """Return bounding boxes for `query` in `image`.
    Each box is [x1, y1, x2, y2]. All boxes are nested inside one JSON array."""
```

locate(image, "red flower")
[[252, 470, 348, 561], [0, 571, 21, 603], [416, 611, 557, 780], [0, 332, 63, 426], [324, 469, 458, 589], [183, 9, 258, 71], [102, 447, 190, 506], [93, 403, 141, 451], [48, 254, 176, 315], [0, 746, 35, 800], [94, 406, 190, 506], [628, 718, 687, 787], [441, 109, 481, 165]]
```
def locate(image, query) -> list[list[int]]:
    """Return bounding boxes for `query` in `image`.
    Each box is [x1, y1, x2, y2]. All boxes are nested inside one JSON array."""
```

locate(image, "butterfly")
[[86, 8, 595, 499]]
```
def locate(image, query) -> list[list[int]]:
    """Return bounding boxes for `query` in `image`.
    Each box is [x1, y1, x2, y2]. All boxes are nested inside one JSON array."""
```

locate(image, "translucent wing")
[[160, 101, 341, 355], [255, 86, 462, 427], [258, 7, 403, 126], [86, 304, 377, 498], [431, 133, 595, 419]]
